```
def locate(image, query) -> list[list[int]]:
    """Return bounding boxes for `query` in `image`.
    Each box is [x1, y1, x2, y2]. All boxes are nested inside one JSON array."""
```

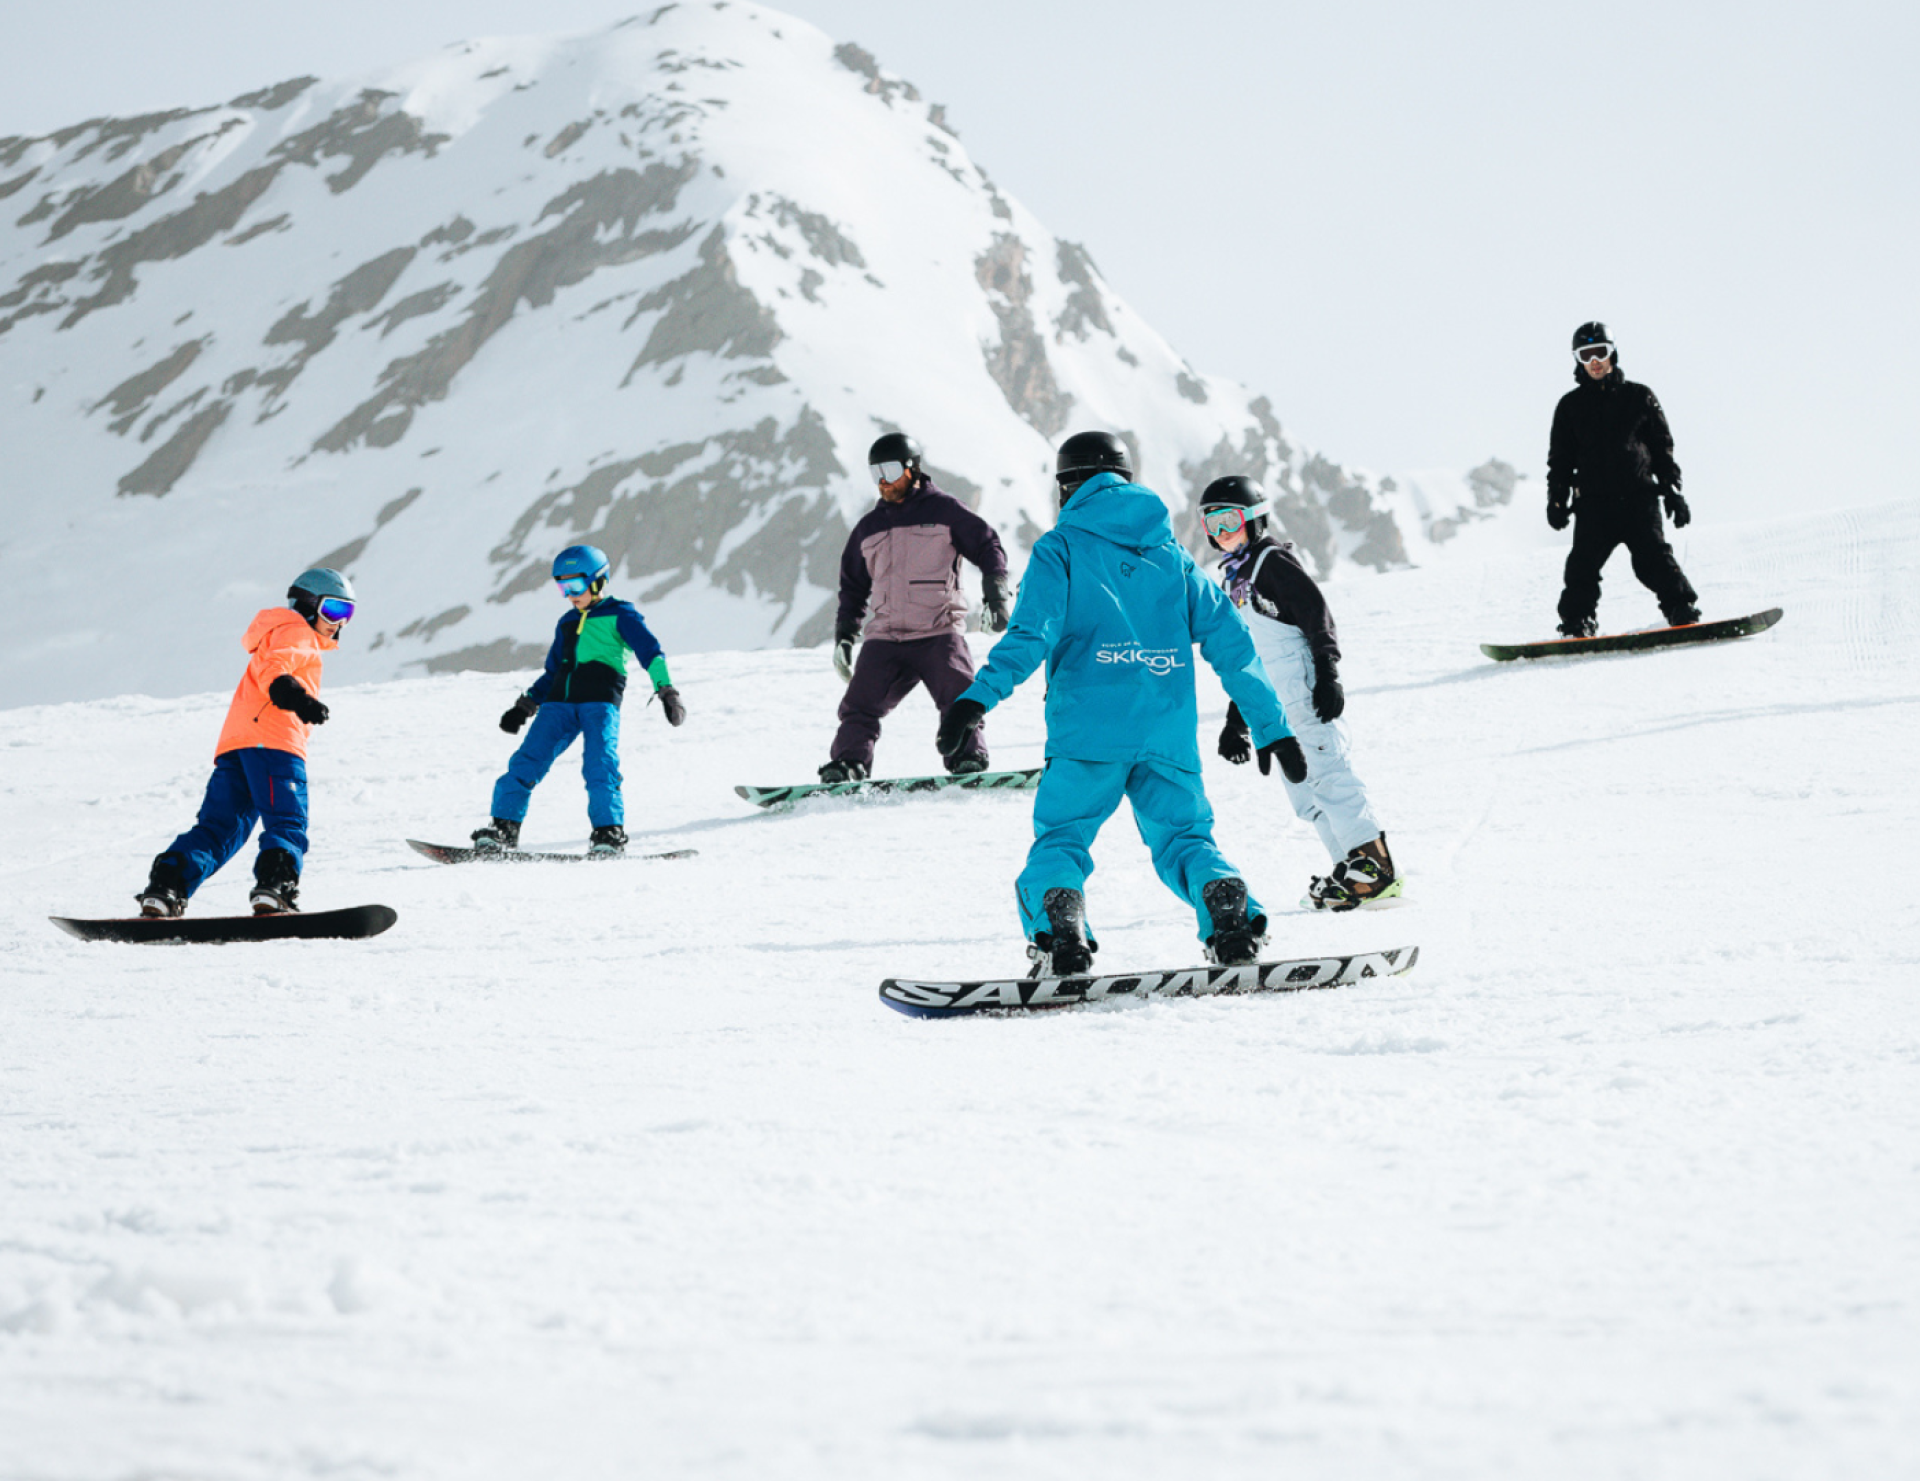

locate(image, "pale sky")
[[6, 0, 1915, 521]]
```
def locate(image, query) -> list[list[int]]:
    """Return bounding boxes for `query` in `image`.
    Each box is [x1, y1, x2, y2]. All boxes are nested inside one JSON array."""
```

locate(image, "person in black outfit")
[[1548, 322, 1700, 636]]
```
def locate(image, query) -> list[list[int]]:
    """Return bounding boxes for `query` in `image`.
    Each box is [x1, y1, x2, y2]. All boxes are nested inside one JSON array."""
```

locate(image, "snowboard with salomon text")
[[50, 904, 398, 944], [1481, 607, 1782, 662], [737, 767, 1043, 809], [406, 839, 697, 865], [880, 945, 1419, 1018]]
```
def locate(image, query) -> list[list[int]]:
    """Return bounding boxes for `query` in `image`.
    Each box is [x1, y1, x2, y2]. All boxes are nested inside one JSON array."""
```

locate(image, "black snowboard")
[[1481, 607, 1782, 662], [737, 767, 1043, 809], [406, 839, 697, 865], [880, 945, 1419, 1018], [50, 904, 398, 944]]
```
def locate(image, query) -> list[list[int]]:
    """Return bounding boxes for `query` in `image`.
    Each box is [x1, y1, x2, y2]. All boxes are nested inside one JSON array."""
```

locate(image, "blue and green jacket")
[[524, 597, 670, 706]]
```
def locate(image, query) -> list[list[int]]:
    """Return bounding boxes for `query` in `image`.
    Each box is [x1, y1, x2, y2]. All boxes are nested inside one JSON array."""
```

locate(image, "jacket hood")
[[1055, 471, 1175, 552], [247, 605, 337, 653]]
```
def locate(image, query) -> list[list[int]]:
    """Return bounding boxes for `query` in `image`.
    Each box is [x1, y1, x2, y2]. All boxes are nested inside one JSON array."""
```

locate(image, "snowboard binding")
[[1201, 877, 1267, 965], [1305, 836, 1400, 913], [1027, 888, 1097, 978]]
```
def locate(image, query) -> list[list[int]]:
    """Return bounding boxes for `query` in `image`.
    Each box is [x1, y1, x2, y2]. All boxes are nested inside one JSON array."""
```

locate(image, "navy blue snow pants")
[[162, 747, 309, 897]]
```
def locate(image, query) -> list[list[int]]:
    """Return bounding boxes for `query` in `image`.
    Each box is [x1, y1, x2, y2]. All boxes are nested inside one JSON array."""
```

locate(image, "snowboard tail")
[[1481, 607, 1782, 662], [737, 767, 1043, 809], [880, 945, 1419, 1018], [406, 839, 697, 865], [51, 905, 398, 944]]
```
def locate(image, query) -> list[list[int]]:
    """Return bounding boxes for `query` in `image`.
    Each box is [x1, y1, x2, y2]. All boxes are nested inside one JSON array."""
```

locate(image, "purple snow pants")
[[832, 632, 987, 773]]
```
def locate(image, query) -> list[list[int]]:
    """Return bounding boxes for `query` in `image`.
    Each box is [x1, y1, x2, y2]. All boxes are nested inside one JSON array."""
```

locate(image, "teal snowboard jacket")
[[958, 472, 1291, 771]]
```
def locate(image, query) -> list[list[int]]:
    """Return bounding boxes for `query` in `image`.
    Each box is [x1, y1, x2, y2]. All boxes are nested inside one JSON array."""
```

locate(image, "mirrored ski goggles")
[[1574, 342, 1615, 363], [315, 596, 356, 624], [555, 574, 598, 597], [1202, 502, 1270, 540], [869, 460, 908, 484]]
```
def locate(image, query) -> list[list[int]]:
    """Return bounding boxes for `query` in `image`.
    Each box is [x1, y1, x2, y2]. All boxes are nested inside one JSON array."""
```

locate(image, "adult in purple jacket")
[[821, 433, 1011, 782]]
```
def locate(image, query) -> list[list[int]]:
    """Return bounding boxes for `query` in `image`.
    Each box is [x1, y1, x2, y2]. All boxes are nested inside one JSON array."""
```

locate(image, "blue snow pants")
[[1016, 756, 1260, 945], [162, 747, 309, 897], [490, 701, 624, 828]]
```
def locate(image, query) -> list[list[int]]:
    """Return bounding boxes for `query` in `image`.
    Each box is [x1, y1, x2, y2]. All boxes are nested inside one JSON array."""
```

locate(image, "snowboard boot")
[[1201, 877, 1267, 966], [1026, 887, 1096, 978], [946, 753, 989, 776], [470, 817, 521, 851], [136, 852, 188, 919], [1557, 615, 1598, 639], [1306, 835, 1401, 913], [249, 847, 301, 916], [589, 824, 628, 856], [1663, 602, 1701, 627], [817, 758, 869, 784]]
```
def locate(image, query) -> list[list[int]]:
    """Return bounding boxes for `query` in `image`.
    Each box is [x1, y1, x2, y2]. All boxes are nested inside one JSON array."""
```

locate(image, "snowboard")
[[50, 904, 398, 944], [880, 944, 1419, 1018], [1481, 607, 1782, 662], [405, 839, 697, 865], [736, 766, 1044, 809]]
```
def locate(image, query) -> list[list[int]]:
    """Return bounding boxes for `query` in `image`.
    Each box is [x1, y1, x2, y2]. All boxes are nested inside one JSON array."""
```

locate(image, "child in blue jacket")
[[470, 545, 684, 854]]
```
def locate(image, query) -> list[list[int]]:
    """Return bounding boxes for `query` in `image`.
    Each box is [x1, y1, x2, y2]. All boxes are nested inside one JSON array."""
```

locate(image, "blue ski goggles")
[[1201, 501, 1271, 541], [555, 574, 597, 597], [315, 596, 356, 624]]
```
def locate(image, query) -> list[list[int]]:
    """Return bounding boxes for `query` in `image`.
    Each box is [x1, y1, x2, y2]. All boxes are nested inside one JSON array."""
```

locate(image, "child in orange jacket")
[[136, 568, 355, 917]]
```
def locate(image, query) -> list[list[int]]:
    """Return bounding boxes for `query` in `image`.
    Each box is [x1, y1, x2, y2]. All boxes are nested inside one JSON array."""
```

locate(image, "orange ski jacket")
[[214, 607, 337, 760]]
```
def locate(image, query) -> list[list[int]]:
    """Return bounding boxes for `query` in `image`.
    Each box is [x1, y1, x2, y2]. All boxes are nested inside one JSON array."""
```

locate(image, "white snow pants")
[[1245, 609, 1382, 861]]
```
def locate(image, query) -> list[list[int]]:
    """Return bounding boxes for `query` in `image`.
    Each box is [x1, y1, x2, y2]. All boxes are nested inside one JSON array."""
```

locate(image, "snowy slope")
[[0, 3, 1521, 708], [2, 502, 1916, 1478]]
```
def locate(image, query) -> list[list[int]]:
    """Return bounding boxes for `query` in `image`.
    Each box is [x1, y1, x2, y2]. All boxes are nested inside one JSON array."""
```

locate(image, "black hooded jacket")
[[1547, 360, 1680, 511]]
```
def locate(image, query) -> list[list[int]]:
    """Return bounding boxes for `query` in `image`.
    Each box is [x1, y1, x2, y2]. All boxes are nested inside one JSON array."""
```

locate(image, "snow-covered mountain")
[[0, 2, 1521, 705]]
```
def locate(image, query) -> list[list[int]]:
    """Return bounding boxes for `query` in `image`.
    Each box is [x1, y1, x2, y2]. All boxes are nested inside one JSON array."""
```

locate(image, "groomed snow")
[[2, 501, 1917, 1478]]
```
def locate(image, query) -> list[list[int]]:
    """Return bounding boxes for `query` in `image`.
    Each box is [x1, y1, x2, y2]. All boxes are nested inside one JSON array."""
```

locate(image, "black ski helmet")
[[1198, 476, 1274, 546], [867, 431, 923, 468], [1572, 321, 1612, 352], [1054, 430, 1131, 505]]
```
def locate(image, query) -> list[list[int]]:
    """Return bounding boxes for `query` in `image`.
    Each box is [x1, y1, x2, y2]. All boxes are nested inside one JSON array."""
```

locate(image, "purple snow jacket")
[[835, 479, 1009, 643]]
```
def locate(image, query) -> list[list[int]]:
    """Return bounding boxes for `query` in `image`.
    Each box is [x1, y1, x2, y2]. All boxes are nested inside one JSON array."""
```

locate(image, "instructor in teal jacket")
[[936, 432, 1307, 975]]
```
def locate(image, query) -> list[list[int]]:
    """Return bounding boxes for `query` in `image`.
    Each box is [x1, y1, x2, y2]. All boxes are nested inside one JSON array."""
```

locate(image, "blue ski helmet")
[[552, 544, 611, 599], [288, 567, 356, 626]]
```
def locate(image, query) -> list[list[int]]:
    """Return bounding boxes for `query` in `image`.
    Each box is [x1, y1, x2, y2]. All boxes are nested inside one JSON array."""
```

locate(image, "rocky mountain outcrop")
[[0, 3, 1518, 704]]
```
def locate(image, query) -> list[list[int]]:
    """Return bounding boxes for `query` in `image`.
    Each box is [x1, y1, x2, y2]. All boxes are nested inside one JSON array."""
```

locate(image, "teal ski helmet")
[[552, 544, 611, 599], [288, 567, 356, 627]]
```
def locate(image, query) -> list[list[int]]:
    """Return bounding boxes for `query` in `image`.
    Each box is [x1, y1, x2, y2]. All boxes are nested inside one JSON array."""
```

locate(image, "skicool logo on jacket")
[[1095, 643, 1187, 676]]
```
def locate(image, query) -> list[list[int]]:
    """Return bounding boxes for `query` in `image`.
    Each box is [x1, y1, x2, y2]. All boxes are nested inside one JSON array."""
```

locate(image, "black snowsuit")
[[1547, 362, 1698, 630]]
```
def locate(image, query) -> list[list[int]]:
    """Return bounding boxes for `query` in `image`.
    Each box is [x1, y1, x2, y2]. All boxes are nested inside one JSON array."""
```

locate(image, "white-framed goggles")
[[870, 460, 909, 484], [1574, 342, 1615, 364], [1202, 501, 1271, 540]]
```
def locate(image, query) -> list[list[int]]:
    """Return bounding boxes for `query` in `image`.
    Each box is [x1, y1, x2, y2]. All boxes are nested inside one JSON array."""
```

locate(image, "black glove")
[[1311, 661, 1345, 724], [832, 635, 856, 683], [655, 685, 686, 727], [1218, 701, 1251, 764], [268, 674, 329, 726], [1663, 492, 1691, 528], [1547, 496, 1571, 532], [936, 698, 986, 757], [1258, 735, 1308, 784], [982, 575, 1012, 633], [499, 694, 537, 734]]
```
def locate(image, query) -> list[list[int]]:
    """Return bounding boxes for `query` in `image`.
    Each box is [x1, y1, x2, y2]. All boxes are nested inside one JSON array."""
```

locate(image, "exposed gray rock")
[[975, 234, 1071, 438], [1176, 370, 1209, 405], [1053, 240, 1113, 343], [271, 90, 451, 195], [623, 221, 781, 379], [370, 283, 460, 337], [260, 247, 416, 397], [832, 43, 921, 107], [229, 77, 319, 112], [488, 409, 846, 639], [419, 637, 547, 675], [117, 400, 231, 497], [1467, 457, 1521, 507], [760, 194, 865, 268], [47, 132, 233, 241], [317, 161, 701, 452], [92, 338, 206, 434]]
